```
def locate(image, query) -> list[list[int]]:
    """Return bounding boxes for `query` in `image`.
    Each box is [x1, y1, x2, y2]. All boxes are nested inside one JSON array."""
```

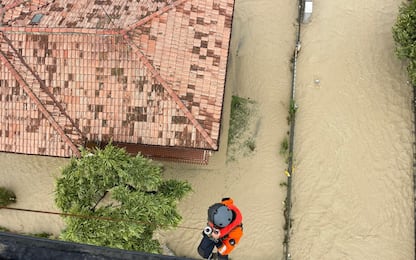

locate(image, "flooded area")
[[291, 0, 414, 259], [0, 0, 414, 259], [0, 153, 66, 235], [161, 0, 297, 258]]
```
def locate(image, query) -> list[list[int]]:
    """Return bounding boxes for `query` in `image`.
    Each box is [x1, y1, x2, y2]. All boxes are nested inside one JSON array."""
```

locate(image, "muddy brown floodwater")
[[291, 0, 414, 259], [0, 0, 414, 260]]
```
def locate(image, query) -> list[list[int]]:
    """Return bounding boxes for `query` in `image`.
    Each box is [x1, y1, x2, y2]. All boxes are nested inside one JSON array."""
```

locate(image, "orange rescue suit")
[[215, 198, 243, 256]]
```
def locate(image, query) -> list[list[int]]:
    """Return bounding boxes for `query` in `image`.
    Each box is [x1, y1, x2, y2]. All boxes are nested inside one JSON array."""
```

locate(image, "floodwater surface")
[[291, 0, 414, 259], [0, 1, 413, 259]]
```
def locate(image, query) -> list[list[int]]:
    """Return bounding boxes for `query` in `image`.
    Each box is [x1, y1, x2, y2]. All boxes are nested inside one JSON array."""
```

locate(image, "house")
[[0, 0, 235, 164], [0, 231, 192, 259]]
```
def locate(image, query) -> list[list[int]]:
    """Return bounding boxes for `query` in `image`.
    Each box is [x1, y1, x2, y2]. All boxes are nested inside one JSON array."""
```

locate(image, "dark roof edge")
[[0, 232, 194, 260], [217, 1, 237, 152]]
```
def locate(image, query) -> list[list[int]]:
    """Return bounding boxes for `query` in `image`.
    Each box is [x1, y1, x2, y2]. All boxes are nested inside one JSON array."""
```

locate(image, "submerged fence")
[[283, 1, 305, 259]]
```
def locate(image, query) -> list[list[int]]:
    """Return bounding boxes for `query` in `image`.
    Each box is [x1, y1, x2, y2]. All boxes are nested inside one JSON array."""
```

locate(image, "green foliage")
[[227, 95, 257, 161], [280, 137, 289, 157], [393, 1, 416, 84], [55, 144, 191, 253], [0, 187, 16, 206], [288, 99, 297, 123], [0, 226, 53, 239], [0, 226, 10, 232], [228, 96, 253, 146]]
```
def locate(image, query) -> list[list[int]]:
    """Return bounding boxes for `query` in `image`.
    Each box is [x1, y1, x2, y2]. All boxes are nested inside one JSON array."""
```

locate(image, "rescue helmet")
[[208, 203, 233, 228]]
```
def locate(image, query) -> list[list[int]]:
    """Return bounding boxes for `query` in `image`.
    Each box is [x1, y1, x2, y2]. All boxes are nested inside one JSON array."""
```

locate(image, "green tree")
[[393, 1, 416, 84], [55, 144, 191, 253]]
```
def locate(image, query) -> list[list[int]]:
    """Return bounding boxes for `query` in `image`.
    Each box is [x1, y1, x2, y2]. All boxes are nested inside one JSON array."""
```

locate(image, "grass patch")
[[227, 96, 257, 161], [228, 96, 253, 145]]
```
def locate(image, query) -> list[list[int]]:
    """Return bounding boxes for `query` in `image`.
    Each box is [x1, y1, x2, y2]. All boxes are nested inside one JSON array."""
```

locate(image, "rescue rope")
[[0, 206, 201, 231], [283, 1, 304, 259]]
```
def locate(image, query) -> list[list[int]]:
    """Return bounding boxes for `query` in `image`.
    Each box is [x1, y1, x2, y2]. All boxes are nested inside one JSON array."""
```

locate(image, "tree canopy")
[[393, 1, 416, 85], [55, 144, 191, 253]]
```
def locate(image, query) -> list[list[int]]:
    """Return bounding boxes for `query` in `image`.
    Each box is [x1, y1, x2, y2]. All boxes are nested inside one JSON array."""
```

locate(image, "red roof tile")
[[0, 0, 234, 158]]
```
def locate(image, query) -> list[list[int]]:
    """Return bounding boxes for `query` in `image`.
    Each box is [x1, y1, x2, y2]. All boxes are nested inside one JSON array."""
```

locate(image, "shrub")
[[228, 96, 253, 146], [393, 1, 416, 84], [0, 187, 16, 206]]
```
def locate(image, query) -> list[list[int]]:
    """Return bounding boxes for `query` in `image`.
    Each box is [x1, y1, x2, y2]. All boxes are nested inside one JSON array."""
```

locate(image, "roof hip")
[[122, 31, 218, 150], [126, 0, 189, 32]]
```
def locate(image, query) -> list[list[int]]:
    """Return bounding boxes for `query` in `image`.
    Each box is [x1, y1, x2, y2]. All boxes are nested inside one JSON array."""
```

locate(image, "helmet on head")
[[208, 203, 233, 228]]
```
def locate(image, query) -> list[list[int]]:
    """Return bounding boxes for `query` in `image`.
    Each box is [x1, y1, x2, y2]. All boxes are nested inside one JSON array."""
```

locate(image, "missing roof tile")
[[30, 14, 44, 25]]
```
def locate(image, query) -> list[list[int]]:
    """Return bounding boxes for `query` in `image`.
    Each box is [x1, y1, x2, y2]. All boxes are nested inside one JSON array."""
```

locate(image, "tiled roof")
[[0, 0, 234, 157]]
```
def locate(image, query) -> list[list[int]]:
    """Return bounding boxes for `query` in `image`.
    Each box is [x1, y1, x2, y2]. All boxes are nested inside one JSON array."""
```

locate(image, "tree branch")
[[91, 191, 108, 212]]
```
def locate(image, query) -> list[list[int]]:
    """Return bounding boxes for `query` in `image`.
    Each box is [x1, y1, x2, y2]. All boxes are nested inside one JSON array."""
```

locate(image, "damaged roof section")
[[0, 0, 235, 159]]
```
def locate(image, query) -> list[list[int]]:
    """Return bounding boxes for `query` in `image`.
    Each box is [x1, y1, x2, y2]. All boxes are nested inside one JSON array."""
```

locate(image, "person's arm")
[[217, 226, 243, 256]]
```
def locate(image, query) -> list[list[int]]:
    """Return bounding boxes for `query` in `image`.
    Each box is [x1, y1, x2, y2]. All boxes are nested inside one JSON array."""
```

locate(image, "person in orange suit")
[[197, 198, 243, 260]]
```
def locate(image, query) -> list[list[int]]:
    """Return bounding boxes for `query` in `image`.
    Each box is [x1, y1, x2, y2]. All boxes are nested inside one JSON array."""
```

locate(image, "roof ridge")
[[126, 0, 189, 32], [0, 32, 82, 157], [122, 32, 218, 150]]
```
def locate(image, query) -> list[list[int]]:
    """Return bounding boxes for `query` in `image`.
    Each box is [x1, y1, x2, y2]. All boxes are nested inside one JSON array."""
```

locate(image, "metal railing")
[[283, 1, 305, 259]]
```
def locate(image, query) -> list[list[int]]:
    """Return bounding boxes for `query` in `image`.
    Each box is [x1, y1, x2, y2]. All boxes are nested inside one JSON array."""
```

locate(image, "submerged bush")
[[0, 187, 16, 206], [228, 96, 253, 145], [227, 96, 257, 160], [393, 1, 416, 84]]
